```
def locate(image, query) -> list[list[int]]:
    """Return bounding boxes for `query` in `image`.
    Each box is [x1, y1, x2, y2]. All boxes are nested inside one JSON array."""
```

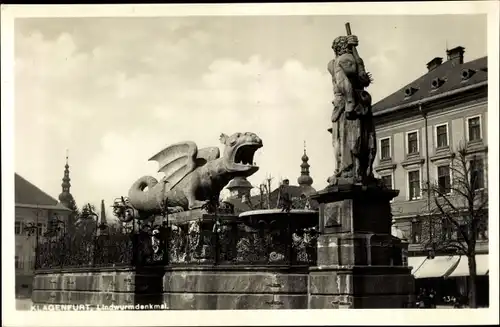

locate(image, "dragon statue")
[[126, 132, 263, 219]]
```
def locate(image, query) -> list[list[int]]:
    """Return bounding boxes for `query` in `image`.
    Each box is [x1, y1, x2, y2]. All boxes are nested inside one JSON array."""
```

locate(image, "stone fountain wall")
[[32, 206, 412, 309], [32, 209, 317, 310], [32, 266, 310, 310]]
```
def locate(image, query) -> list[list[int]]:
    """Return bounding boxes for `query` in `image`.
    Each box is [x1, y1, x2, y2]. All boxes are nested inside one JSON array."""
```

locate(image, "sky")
[[14, 14, 487, 212]]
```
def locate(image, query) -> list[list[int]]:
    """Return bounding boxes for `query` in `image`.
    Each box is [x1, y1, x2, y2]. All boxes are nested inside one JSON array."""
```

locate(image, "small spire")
[[58, 150, 74, 208], [96, 199, 108, 236], [100, 199, 107, 226], [297, 141, 313, 187]]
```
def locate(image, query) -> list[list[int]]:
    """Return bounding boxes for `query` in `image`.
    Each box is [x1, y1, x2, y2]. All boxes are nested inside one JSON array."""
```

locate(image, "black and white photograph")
[[1, 2, 499, 326]]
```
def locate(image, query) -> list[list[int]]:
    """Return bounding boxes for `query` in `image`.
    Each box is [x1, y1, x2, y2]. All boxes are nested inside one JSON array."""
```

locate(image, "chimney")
[[446, 46, 465, 66], [426, 57, 443, 72]]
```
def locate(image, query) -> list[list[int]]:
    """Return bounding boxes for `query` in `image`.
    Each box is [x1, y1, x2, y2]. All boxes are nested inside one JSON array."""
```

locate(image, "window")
[[441, 219, 453, 241], [380, 138, 391, 160], [407, 131, 419, 155], [467, 116, 481, 142], [411, 219, 422, 243], [37, 223, 43, 236], [437, 165, 451, 194], [15, 221, 21, 235], [457, 224, 469, 242], [381, 174, 393, 189], [477, 215, 488, 241], [15, 256, 21, 269], [470, 158, 485, 190], [436, 124, 448, 148], [408, 170, 421, 200]]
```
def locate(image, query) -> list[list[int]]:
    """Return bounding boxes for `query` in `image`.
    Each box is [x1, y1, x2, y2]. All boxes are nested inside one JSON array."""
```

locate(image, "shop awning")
[[447, 254, 489, 277], [408, 256, 427, 274], [412, 255, 460, 279]]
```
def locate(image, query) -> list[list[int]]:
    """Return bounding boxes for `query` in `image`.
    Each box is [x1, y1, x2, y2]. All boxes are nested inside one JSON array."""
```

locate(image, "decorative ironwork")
[[35, 215, 319, 270], [291, 227, 318, 265]]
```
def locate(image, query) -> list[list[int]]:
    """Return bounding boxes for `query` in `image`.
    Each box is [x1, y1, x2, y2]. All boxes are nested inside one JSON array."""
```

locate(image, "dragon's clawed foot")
[[167, 206, 184, 214], [188, 200, 211, 211]]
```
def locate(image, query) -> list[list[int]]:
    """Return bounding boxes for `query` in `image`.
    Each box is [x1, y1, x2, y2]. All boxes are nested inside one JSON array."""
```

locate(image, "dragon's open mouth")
[[233, 143, 261, 167]]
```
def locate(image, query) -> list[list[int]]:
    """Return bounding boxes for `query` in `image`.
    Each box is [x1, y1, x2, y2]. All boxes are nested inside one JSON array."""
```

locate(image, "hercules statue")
[[327, 23, 377, 186]]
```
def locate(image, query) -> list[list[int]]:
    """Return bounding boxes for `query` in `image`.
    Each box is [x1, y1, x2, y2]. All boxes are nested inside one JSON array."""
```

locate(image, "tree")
[[66, 197, 79, 225], [74, 203, 99, 238], [257, 174, 274, 209], [420, 145, 488, 308]]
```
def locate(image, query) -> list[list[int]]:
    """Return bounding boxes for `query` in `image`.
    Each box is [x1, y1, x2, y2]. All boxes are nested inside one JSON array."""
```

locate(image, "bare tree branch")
[[416, 141, 488, 266]]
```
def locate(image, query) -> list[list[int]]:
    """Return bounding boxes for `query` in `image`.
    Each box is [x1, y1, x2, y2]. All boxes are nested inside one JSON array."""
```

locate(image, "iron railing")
[[35, 219, 318, 270]]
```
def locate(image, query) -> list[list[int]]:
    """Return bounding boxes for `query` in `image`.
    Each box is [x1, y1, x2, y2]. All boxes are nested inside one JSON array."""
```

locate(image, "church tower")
[[297, 141, 316, 196], [58, 151, 76, 211], [297, 141, 314, 187]]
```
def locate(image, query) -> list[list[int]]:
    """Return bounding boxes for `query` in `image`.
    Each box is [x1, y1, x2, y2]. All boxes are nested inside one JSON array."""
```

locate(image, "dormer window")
[[404, 86, 418, 98], [431, 77, 445, 90], [426, 57, 443, 72], [461, 68, 476, 81]]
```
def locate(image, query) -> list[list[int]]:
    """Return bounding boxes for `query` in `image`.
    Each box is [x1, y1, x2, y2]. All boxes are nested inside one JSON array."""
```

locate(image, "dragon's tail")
[[128, 176, 164, 213]]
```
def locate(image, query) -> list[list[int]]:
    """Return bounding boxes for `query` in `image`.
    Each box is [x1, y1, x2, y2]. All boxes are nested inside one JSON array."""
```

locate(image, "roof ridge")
[[398, 56, 486, 93]]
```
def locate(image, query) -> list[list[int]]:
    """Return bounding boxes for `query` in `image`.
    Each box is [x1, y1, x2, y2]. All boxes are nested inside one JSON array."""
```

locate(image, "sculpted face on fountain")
[[220, 132, 263, 176]]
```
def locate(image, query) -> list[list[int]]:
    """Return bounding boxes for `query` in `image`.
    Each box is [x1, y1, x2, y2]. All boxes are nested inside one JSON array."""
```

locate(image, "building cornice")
[[375, 161, 397, 173], [373, 81, 487, 118], [15, 203, 71, 211], [375, 98, 487, 133], [430, 150, 456, 163]]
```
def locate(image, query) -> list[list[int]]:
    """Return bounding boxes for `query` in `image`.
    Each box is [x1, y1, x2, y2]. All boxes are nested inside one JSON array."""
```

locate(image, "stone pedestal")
[[308, 184, 415, 308]]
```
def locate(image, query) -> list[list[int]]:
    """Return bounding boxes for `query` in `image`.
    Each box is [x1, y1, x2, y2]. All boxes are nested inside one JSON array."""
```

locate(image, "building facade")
[[15, 173, 72, 297], [15, 156, 76, 297], [372, 46, 488, 306]]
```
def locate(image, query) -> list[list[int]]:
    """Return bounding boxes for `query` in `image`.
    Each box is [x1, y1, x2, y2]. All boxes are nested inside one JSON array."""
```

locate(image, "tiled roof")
[[372, 56, 487, 114], [15, 173, 59, 206]]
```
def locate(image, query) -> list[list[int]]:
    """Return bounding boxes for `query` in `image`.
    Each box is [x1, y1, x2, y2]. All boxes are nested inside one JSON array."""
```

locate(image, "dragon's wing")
[[196, 147, 220, 164], [148, 141, 198, 190]]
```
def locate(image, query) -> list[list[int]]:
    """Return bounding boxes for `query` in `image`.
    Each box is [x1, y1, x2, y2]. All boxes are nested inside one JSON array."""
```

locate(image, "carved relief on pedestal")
[[322, 202, 343, 228], [168, 224, 187, 263], [216, 223, 235, 262], [291, 227, 318, 264]]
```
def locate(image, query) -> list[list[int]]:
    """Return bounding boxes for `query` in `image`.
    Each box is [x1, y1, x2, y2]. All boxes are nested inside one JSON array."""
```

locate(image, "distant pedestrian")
[[416, 288, 426, 308], [278, 179, 292, 213], [428, 288, 436, 308]]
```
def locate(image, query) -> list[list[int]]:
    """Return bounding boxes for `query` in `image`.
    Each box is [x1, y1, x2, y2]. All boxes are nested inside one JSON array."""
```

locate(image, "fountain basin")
[[239, 209, 318, 231]]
